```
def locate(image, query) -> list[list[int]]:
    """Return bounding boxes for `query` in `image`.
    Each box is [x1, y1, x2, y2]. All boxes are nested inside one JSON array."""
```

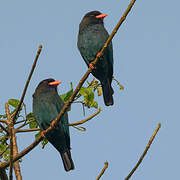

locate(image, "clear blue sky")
[[0, 0, 179, 179]]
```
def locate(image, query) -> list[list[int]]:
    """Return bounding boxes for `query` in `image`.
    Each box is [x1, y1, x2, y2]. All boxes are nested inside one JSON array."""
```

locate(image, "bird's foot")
[[41, 130, 47, 137], [89, 63, 95, 70], [51, 120, 56, 127], [96, 52, 101, 58]]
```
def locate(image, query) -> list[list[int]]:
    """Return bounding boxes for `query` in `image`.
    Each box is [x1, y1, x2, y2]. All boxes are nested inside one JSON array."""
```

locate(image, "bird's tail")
[[102, 79, 114, 106], [60, 150, 75, 172]]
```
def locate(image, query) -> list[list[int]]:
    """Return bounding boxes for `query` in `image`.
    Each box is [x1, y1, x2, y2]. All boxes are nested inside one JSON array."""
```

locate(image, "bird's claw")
[[41, 130, 47, 137], [96, 52, 101, 58], [89, 63, 95, 70]]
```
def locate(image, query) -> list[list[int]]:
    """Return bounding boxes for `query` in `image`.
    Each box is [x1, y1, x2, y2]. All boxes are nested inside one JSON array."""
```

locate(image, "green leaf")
[[90, 101, 98, 108], [60, 82, 73, 102], [42, 138, 48, 149], [0, 144, 6, 151], [35, 131, 49, 149], [80, 87, 95, 108], [29, 120, 38, 129], [0, 114, 7, 118], [8, 99, 20, 108], [26, 112, 35, 121], [0, 135, 8, 145], [3, 149, 10, 161], [79, 87, 87, 96], [35, 131, 41, 139], [0, 143, 10, 161], [97, 87, 103, 96], [91, 79, 99, 86]]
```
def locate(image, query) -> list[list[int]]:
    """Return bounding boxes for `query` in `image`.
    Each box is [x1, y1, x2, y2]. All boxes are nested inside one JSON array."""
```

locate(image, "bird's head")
[[34, 78, 61, 95], [79, 11, 107, 31]]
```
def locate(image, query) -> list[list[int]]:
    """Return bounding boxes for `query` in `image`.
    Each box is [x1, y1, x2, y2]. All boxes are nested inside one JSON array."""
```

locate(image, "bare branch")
[[0, 124, 8, 135], [96, 161, 109, 180], [5, 103, 13, 180], [5, 103, 22, 180], [0, 120, 8, 124], [13, 45, 43, 122], [68, 107, 101, 126], [112, 76, 124, 90], [124, 123, 161, 180], [12, 129, 22, 180], [16, 128, 40, 133], [0, 0, 136, 168]]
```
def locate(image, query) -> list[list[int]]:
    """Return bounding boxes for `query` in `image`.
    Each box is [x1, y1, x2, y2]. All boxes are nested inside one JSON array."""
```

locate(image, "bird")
[[33, 78, 74, 171], [77, 10, 114, 106]]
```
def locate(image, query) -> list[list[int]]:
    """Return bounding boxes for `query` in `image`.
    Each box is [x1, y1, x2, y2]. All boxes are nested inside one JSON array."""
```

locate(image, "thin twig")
[[0, 124, 8, 135], [16, 120, 33, 130], [0, 120, 8, 124], [16, 128, 40, 133], [0, 0, 136, 168], [112, 76, 124, 90], [13, 45, 43, 122], [96, 161, 109, 180], [124, 123, 161, 180], [68, 107, 101, 126]]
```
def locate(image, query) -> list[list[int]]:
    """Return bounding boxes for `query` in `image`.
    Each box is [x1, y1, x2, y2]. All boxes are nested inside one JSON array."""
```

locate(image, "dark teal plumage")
[[33, 78, 74, 171], [77, 11, 114, 106]]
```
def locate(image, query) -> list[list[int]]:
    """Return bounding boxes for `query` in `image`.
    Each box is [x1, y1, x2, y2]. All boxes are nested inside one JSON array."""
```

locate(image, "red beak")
[[96, 13, 107, 19], [48, 80, 61, 86]]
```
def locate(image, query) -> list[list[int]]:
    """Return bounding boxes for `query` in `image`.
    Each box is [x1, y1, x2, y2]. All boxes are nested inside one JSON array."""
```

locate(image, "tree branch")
[[0, 123, 9, 135], [5, 103, 22, 180], [0, 120, 8, 124], [68, 107, 101, 126], [16, 128, 40, 133], [0, 136, 43, 169], [96, 161, 109, 180], [5, 103, 13, 180], [0, 0, 136, 168], [13, 45, 43, 122], [124, 123, 161, 180], [12, 129, 22, 180]]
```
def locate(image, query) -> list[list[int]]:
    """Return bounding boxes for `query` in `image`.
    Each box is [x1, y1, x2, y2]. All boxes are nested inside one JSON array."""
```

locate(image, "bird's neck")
[[79, 22, 104, 34]]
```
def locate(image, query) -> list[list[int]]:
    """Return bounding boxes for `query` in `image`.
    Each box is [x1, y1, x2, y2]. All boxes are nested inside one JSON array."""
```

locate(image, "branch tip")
[[124, 122, 161, 180]]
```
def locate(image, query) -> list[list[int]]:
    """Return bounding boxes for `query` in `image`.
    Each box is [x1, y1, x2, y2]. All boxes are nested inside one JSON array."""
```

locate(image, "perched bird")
[[77, 10, 114, 106], [33, 78, 74, 171]]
